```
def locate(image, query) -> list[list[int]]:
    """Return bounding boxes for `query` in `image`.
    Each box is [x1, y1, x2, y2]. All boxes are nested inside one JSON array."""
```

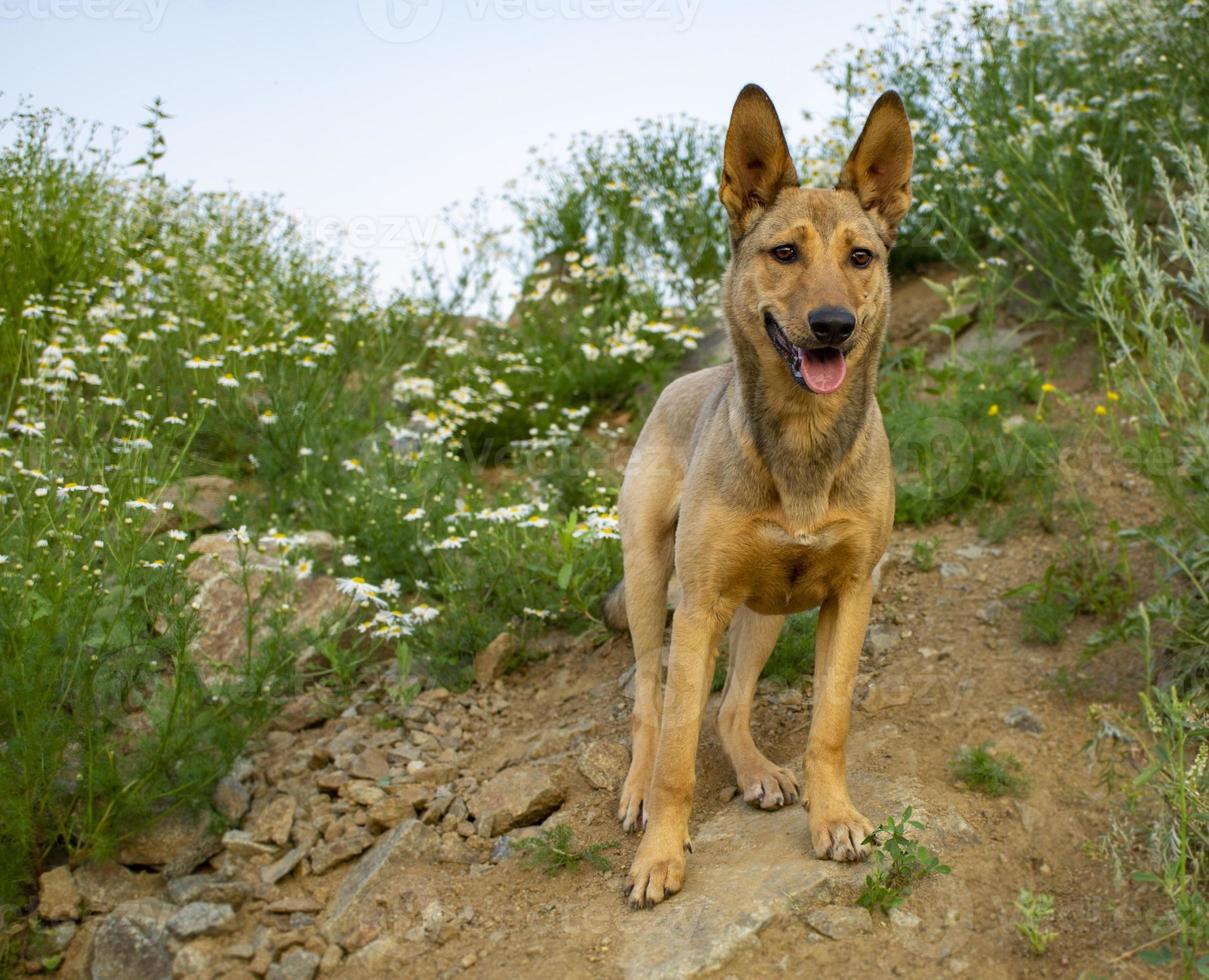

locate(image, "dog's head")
[[720, 84, 913, 397]]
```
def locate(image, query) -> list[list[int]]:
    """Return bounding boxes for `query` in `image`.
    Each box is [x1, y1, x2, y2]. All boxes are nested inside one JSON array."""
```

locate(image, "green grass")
[[763, 612, 818, 687], [948, 743, 1029, 798]]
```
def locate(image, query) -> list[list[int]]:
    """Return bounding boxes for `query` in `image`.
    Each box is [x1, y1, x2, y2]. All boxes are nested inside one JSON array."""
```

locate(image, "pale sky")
[[2, 0, 899, 292]]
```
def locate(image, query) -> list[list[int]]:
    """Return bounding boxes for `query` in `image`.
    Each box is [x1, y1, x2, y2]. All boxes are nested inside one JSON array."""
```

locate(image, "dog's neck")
[[728, 320, 881, 519]]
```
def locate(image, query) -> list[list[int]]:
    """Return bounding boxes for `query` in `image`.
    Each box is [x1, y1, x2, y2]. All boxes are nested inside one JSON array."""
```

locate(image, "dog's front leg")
[[804, 576, 875, 861], [627, 600, 724, 908]]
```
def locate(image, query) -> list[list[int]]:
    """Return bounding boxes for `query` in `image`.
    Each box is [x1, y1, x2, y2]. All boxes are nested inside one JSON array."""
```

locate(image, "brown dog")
[[603, 84, 913, 908]]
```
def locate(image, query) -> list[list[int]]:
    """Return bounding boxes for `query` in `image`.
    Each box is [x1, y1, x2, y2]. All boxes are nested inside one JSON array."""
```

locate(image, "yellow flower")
[[1095, 404, 1108, 416], [1041, 383, 1056, 393], [1106, 390, 1120, 402], [987, 404, 999, 417]]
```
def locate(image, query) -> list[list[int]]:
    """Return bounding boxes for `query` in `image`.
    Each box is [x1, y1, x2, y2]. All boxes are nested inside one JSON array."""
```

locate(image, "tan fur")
[[616, 84, 913, 908]]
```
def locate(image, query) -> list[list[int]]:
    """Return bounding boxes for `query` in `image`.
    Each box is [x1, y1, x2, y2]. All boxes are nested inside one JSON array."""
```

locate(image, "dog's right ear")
[[720, 84, 799, 242]]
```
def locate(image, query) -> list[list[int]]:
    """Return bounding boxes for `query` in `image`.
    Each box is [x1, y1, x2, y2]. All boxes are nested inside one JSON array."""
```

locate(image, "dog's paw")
[[737, 759, 800, 810], [618, 767, 650, 833], [806, 800, 874, 862], [626, 834, 690, 909]]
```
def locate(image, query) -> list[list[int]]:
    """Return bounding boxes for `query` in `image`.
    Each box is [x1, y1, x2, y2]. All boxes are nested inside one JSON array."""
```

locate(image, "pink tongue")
[[799, 348, 846, 394]]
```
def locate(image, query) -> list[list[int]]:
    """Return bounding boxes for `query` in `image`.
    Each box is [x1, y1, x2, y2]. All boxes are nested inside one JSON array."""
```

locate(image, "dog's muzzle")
[[763, 312, 848, 394]]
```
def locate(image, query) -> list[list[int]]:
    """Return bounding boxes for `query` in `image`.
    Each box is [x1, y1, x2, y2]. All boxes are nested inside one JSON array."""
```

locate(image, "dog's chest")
[[737, 518, 864, 615]]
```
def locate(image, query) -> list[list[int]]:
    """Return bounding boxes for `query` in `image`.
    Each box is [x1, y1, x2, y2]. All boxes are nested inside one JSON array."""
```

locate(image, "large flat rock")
[[619, 772, 977, 979]]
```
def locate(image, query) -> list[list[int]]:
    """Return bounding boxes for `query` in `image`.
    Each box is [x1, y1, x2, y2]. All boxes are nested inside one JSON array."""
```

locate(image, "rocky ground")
[[28, 280, 1167, 980], [36, 519, 1161, 979]]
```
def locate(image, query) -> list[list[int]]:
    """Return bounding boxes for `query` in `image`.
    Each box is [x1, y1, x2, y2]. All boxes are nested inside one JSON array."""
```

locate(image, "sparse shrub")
[[813, 0, 1209, 303], [948, 743, 1029, 797], [514, 825, 615, 876], [508, 117, 727, 312], [1074, 146, 1209, 970], [858, 807, 951, 914], [911, 538, 939, 572], [1014, 533, 1133, 646], [1014, 889, 1059, 955], [879, 335, 1054, 527]]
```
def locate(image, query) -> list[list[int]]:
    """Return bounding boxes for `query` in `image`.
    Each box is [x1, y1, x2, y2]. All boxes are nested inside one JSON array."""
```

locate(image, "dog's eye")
[[850, 248, 874, 269], [770, 244, 797, 264]]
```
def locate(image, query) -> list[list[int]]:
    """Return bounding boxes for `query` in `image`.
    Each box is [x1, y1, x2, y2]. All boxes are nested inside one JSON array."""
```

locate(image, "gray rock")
[[167, 901, 236, 939], [976, 600, 1007, 625], [365, 793, 424, 830], [152, 475, 234, 532], [861, 681, 913, 714], [186, 534, 351, 683], [619, 772, 974, 979], [172, 944, 212, 978], [89, 900, 175, 980], [1003, 705, 1044, 734], [351, 747, 389, 781], [221, 829, 277, 858], [1015, 800, 1039, 834], [345, 781, 386, 806], [166, 874, 253, 907], [889, 906, 922, 929], [864, 623, 900, 655], [475, 631, 518, 686], [420, 900, 447, 942], [274, 692, 331, 733], [74, 862, 159, 914], [212, 776, 250, 824], [489, 836, 516, 862], [260, 845, 308, 886], [939, 562, 968, 580], [251, 795, 297, 846], [420, 790, 455, 826], [320, 820, 439, 942], [343, 938, 411, 973], [44, 921, 78, 953], [266, 947, 320, 980], [807, 905, 873, 939], [954, 544, 988, 561], [577, 740, 630, 791], [38, 866, 80, 921], [118, 810, 220, 878], [309, 828, 374, 875], [469, 765, 564, 837]]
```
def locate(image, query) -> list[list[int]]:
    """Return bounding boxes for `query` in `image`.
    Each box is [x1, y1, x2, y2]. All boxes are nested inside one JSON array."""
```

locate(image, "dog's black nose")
[[808, 306, 856, 345]]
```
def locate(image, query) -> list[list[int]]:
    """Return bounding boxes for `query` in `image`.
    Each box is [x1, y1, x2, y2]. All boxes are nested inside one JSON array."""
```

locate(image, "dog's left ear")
[[837, 91, 914, 246]]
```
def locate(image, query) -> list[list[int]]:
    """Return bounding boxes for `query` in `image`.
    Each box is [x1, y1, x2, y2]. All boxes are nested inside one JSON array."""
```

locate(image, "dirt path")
[[351, 524, 1154, 978]]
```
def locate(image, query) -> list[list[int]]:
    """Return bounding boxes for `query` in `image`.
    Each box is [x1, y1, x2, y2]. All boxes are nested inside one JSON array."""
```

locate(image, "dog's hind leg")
[[616, 488, 677, 833], [717, 607, 799, 809]]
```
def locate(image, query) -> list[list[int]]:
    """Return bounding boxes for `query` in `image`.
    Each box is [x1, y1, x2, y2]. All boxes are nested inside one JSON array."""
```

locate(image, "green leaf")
[[1138, 946, 1174, 966], [557, 562, 574, 591]]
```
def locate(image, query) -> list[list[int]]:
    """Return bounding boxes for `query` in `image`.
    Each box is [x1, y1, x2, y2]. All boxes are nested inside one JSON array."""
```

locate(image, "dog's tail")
[[601, 578, 628, 632]]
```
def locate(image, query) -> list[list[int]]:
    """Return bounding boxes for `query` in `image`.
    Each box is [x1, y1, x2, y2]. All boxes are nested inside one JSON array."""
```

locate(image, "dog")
[[601, 83, 913, 908]]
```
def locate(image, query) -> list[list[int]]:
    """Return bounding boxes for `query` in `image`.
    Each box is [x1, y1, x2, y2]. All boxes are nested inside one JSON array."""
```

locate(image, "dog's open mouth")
[[763, 313, 847, 394]]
